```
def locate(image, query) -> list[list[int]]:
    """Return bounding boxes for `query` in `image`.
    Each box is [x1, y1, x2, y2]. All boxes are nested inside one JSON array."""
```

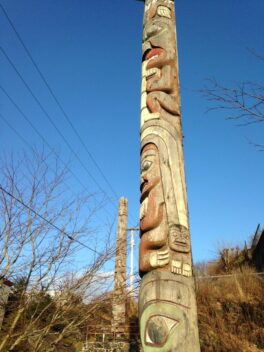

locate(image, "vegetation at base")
[[196, 238, 264, 352], [0, 149, 114, 352]]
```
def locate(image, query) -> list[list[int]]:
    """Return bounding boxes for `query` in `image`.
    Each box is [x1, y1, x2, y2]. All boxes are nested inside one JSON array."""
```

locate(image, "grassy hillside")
[[1, 251, 263, 351], [196, 266, 264, 352]]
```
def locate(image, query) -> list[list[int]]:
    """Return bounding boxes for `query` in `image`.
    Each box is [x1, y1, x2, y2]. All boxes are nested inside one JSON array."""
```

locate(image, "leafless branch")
[[0, 149, 116, 351]]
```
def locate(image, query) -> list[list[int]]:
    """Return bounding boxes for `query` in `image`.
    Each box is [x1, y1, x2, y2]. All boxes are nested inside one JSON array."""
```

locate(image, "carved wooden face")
[[140, 143, 164, 233], [143, 303, 187, 350], [143, 1, 176, 62], [141, 0, 179, 120], [139, 274, 190, 351]]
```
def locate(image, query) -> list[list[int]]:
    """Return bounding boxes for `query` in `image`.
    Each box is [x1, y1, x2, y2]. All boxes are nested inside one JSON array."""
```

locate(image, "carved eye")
[[143, 23, 164, 41], [157, 6, 172, 19], [141, 160, 152, 173], [145, 315, 178, 346]]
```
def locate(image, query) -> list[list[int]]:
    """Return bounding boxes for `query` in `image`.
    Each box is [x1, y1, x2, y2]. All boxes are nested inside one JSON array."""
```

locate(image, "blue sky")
[[1, 0, 263, 269]]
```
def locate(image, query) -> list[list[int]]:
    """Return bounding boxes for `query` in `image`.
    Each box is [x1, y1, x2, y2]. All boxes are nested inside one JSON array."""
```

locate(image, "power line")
[[0, 4, 139, 227], [0, 153, 135, 267], [0, 181, 130, 267], [2, 106, 119, 233], [1, 46, 137, 228], [0, 108, 126, 264], [0, 109, 99, 214], [0, 184, 100, 255], [0, 107, 131, 243], [0, 85, 88, 193], [0, 2, 119, 200], [0, 6, 139, 227], [0, 95, 117, 227], [0, 111, 33, 151], [0, 46, 117, 208]]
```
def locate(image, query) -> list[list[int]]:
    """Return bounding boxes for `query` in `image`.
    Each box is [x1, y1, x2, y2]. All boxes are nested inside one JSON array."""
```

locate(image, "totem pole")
[[0, 279, 13, 330], [139, 1, 200, 351], [112, 198, 128, 333]]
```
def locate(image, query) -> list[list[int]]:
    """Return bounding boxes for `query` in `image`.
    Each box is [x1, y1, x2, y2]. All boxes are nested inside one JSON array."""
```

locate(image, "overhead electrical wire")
[[0, 85, 88, 193], [0, 111, 34, 151], [0, 1, 118, 200], [0, 48, 138, 227], [0, 91, 116, 224], [0, 3, 138, 227], [0, 84, 133, 229], [0, 184, 100, 255], [0, 106, 132, 257], [0, 103, 129, 263], [0, 114, 134, 266], [0, 46, 117, 208], [0, 176, 128, 266]]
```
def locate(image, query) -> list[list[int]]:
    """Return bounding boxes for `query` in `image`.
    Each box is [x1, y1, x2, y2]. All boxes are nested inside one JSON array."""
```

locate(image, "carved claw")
[[171, 260, 182, 275], [150, 249, 169, 268], [171, 260, 192, 277], [182, 263, 192, 277]]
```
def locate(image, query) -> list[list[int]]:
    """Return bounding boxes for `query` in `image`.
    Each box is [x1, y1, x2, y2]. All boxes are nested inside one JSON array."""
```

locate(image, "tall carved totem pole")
[[112, 198, 128, 333], [139, 1, 200, 351]]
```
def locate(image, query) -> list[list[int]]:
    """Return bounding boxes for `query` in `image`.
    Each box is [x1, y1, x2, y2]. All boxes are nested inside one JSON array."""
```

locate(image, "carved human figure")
[[139, 136, 192, 277], [140, 143, 169, 275]]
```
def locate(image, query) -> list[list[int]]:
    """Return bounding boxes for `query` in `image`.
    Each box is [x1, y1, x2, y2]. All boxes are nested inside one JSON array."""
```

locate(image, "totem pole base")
[[139, 271, 200, 352]]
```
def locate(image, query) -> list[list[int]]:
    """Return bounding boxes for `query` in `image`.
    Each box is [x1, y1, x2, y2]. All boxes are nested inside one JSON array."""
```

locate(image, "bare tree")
[[201, 54, 264, 151], [0, 148, 114, 352]]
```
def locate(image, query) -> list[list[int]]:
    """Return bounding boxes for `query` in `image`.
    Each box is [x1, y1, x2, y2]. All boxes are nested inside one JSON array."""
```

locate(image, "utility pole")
[[138, 1, 200, 351], [127, 227, 139, 296]]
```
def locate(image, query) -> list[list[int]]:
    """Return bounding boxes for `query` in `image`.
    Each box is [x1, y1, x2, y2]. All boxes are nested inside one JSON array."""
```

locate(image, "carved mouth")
[[145, 48, 164, 61], [140, 196, 149, 220], [143, 48, 164, 81], [146, 48, 164, 68], [140, 180, 148, 197]]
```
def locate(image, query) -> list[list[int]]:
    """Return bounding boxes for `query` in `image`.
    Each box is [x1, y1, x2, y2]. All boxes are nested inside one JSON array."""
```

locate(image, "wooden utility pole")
[[127, 227, 139, 296]]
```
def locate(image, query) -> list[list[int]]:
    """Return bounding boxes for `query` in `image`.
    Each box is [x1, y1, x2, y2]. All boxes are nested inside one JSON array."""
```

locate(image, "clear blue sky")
[[1, 0, 263, 267]]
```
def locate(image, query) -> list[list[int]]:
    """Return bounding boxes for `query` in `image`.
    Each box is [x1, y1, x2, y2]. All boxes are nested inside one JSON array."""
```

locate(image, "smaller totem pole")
[[112, 197, 128, 333], [138, 0, 200, 351], [0, 279, 13, 330]]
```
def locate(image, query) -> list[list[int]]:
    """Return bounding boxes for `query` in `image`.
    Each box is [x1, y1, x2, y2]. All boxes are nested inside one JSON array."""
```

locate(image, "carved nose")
[[141, 174, 148, 183], [147, 25, 158, 40], [143, 24, 160, 41]]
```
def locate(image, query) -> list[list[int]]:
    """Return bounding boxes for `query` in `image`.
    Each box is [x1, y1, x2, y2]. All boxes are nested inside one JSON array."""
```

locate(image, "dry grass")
[[196, 266, 264, 352]]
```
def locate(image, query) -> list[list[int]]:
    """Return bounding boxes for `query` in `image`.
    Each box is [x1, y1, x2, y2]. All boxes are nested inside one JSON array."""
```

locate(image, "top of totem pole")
[[118, 197, 128, 216], [137, 0, 175, 2]]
